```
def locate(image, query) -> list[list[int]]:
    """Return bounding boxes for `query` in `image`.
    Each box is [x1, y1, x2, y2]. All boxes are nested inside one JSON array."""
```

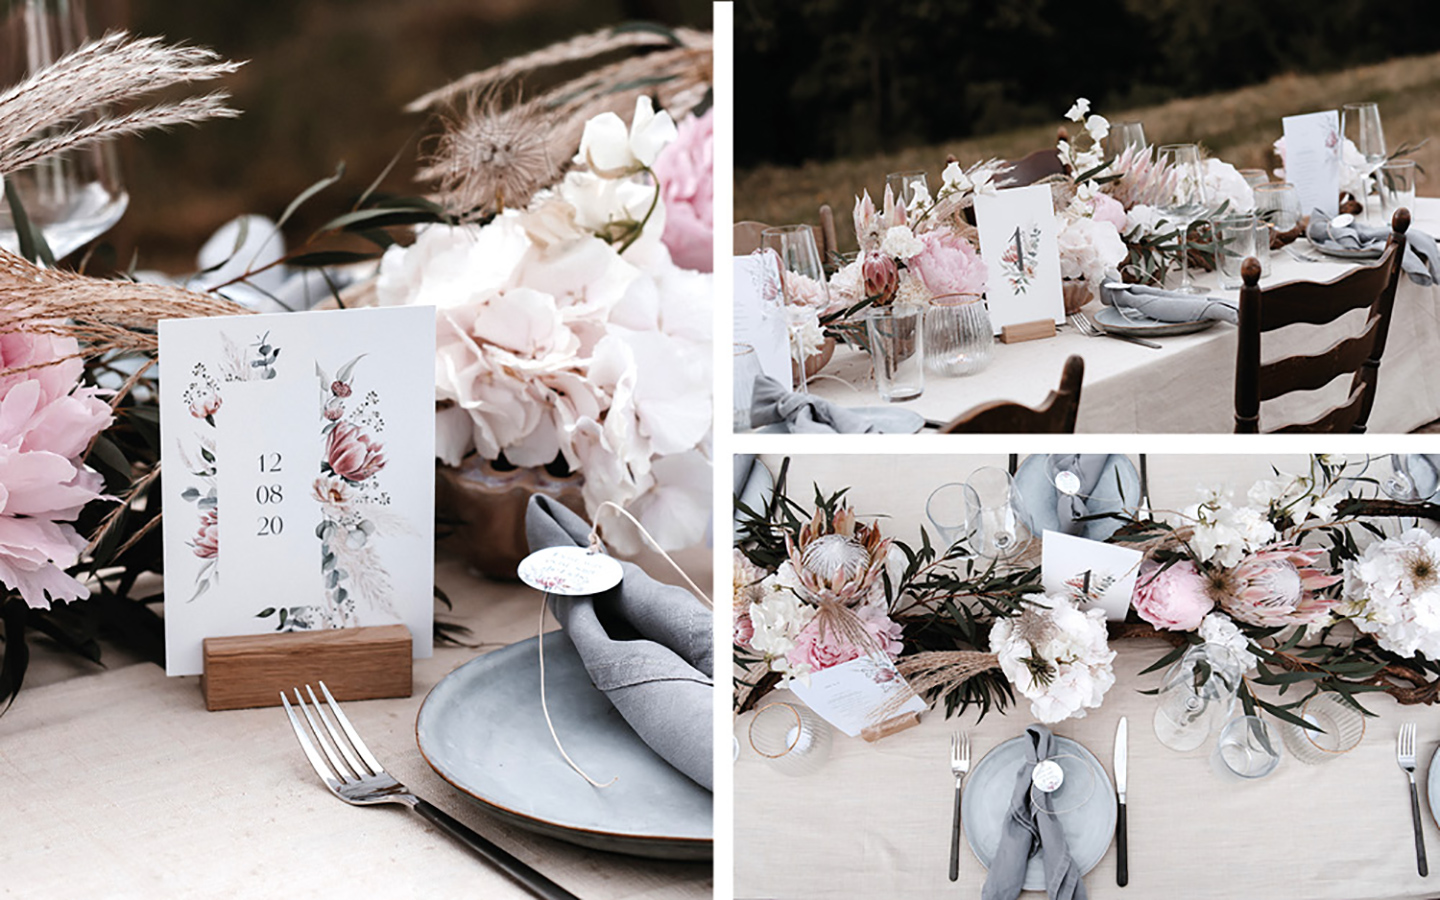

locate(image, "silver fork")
[[282, 682, 581, 900], [1284, 244, 1325, 263], [1399, 722, 1429, 877], [949, 731, 971, 882], [1068, 312, 1162, 349]]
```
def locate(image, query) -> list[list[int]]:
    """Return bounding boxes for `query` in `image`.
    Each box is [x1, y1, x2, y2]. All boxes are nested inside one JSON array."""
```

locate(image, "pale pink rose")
[[312, 476, 349, 504], [0, 324, 114, 609], [1132, 560, 1214, 631], [651, 109, 713, 272], [734, 609, 755, 648], [325, 422, 386, 482], [908, 229, 988, 297], [862, 252, 899, 305], [191, 508, 219, 559], [188, 385, 220, 420], [1089, 191, 1127, 231], [322, 398, 344, 421]]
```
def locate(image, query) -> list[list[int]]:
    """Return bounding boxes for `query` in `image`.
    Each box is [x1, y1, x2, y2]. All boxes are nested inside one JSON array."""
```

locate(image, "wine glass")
[[1342, 102, 1387, 218], [0, 0, 129, 260], [761, 225, 828, 392], [1106, 121, 1147, 157], [1157, 144, 1208, 294], [885, 170, 929, 209], [963, 466, 1032, 564], [926, 482, 979, 552]]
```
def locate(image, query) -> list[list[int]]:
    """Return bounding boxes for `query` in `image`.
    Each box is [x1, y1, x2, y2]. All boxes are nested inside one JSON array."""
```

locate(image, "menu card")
[[159, 306, 436, 676], [974, 184, 1065, 334], [790, 656, 926, 737], [1040, 530, 1143, 622], [733, 253, 793, 390], [1282, 110, 1343, 219]]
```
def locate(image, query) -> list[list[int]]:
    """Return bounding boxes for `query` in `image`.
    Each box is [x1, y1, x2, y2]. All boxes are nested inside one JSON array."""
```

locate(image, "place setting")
[[734, 453, 1440, 897]]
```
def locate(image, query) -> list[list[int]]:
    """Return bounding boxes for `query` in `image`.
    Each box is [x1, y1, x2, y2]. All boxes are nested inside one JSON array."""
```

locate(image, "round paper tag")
[[1031, 759, 1065, 793], [1054, 470, 1082, 496], [1330, 213, 1355, 229], [517, 546, 624, 595]]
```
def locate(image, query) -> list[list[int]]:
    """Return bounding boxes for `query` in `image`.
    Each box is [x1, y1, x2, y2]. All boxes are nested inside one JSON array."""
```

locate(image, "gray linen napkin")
[[1099, 282, 1237, 324], [1047, 455, 1109, 536], [749, 375, 925, 433], [525, 495, 714, 791], [981, 725, 1088, 900], [1305, 208, 1440, 286]]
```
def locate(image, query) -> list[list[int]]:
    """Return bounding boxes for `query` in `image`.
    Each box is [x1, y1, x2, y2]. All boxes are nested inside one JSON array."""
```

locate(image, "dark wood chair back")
[[996, 148, 1066, 188], [734, 220, 830, 259], [939, 355, 1085, 433], [1234, 208, 1410, 433]]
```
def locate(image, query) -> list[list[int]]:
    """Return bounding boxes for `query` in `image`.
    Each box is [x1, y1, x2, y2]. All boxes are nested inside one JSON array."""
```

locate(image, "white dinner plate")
[[963, 734, 1117, 891], [1094, 306, 1219, 338], [416, 632, 713, 860]]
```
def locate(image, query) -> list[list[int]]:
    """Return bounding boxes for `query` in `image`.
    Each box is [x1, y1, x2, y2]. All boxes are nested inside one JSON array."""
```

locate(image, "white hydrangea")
[[1204, 158, 1256, 215], [1182, 487, 1277, 567], [785, 305, 826, 363], [1345, 529, 1440, 659], [748, 582, 816, 661], [1124, 204, 1163, 239], [1056, 215, 1127, 287], [1197, 612, 1258, 673], [991, 593, 1116, 724]]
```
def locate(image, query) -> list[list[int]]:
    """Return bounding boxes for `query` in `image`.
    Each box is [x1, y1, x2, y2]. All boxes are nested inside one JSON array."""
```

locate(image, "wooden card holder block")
[[202, 624, 413, 711], [861, 711, 922, 742], [999, 319, 1057, 344]]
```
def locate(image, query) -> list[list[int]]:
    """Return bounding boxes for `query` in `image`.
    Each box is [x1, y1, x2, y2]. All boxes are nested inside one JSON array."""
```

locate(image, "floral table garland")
[[734, 457, 1440, 732]]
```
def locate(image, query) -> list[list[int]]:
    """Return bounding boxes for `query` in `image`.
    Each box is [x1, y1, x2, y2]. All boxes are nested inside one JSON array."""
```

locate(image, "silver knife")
[[1115, 716, 1129, 887]]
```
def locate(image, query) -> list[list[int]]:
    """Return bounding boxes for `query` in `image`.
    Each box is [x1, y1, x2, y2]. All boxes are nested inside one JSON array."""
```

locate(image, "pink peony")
[[1215, 545, 1343, 628], [862, 252, 899, 305], [1132, 560, 1213, 631], [908, 229, 988, 298], [651, 109, 713, 272], [785, 604, 904, 673], [325, 422, 386, 482], [0, 323, 114, 609], [1089, 192, 1127, 231], [191, 508, 219, 559]]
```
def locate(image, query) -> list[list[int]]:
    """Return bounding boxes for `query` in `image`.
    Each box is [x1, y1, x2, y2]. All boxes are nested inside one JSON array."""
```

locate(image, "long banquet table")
[[0, 552, 714, 899], [802, 198, 1440, 433], [733, 453, 1440, 900]]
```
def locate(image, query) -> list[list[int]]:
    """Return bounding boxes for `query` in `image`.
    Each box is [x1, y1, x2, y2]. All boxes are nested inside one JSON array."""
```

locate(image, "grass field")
[[735, 52, 1440, 254]]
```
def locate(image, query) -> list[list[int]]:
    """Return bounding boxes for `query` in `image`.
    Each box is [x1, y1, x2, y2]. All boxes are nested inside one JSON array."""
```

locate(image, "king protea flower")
[[1104, 143, 1179, 210], [785, 506, 892, 607], [1209, 545, 1343, 627]]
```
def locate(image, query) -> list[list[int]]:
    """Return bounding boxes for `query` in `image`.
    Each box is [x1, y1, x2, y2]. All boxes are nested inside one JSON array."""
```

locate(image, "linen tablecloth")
[[734, 453, 1440, 900], [0, 552, 714, 899], [801, 198, 1440, 433]]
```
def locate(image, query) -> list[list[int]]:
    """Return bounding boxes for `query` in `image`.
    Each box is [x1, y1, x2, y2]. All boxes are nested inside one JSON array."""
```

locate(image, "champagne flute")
[[1342, 102, 1386, 218], [1157, 144, 1207, 294], [0, 0, 129, 260]]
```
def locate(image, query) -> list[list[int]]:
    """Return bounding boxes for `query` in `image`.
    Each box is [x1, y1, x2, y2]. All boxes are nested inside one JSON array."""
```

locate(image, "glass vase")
[[923, 293, 992, 377]]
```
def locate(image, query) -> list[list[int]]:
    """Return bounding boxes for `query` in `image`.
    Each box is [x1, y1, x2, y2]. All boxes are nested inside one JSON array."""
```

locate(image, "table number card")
[[160, 306, 437, 676], [1041, 530, 1143, 622], [1282, 110, 1343, 219], [789, 656, 927, 737], [974, 184, 1065, 334], [733, 253, 794, 391]]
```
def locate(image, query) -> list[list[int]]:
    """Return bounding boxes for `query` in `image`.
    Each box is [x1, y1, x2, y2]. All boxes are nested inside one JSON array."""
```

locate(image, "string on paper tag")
[[588, 500, 712, 608]]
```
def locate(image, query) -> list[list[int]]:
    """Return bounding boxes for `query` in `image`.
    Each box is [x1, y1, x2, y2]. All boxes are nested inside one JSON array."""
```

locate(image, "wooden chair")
[[995, 148, 1066, 188], [735, 213, 840, 268], [1234, 208, 1410, 433], [938, 355, 1085, 433]]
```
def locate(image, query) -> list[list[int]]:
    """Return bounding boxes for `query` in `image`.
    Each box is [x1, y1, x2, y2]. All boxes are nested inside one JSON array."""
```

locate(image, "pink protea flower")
[[0, 323, 114, 609], [908, 228, 988, 298], [191, 508, 219, 559], [651, 108, 713, 272], [785, 506, 892, 607], [1105, 143, 1178, 210], [1210, 545, 1343, 627], [325, 422, 386, 482], [862, 252, 899, 306], [1132, 559, 1214, 631]]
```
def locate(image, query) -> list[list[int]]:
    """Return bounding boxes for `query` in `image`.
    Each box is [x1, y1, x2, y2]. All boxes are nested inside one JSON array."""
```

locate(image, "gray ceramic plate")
[[1094, 306, 1219, 338], [1309, 239, 1383, 260], [416, 632, 713, 860], [1429, 745, 1440, 829], [963, 735, 1116, 891]]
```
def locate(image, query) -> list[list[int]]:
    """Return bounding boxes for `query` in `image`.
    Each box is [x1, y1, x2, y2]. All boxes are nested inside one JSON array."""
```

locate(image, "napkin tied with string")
[[1304, 208, 1440, 286], [524, 495, 713, 790], [981, 724, 1087, 900], [749, 375, 924, 433], [1099, 281, 1237, 324], [1046, 455, 1108, 536]]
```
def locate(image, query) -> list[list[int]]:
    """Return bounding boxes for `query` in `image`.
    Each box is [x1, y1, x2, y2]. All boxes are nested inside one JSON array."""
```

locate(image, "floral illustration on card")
[[1000, 221, 1043, 293], [1064, 569, 1118, 606], [255, 354, 404, 632], [175, 332, 282, 602]]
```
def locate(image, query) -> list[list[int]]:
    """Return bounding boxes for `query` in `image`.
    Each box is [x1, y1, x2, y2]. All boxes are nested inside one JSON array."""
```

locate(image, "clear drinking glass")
[[923, 293, 993, 377], [1279, 694, 1366, 765], [1214, 213, 1266, 289], [1254, 182, 1303, 234], [963, 466, 1032, 564], [1106, 121, 1146, 157], [1379, 160, 1417, 220], [1382, 454, 1440, 503], [0, 0, 129, 259], [926, 482, 980, 552], [762, 225, 829, 391], [866, 304, 924, 402], [1342, 102, 1387, 215], [885, 170, 929, 208], [733, 343, 763, 431], [748, 702, 833, 777], [1238, 168, 1270, 188], [1214, 715, 1282, 780], [1157, 144, 1208, 294], [1029, 752, 1098, 817], [1153, 644, 1244, 752]]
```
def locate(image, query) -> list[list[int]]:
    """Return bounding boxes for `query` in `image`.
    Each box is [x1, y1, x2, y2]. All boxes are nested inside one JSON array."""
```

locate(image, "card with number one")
[[159, 306, 436, 676]]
